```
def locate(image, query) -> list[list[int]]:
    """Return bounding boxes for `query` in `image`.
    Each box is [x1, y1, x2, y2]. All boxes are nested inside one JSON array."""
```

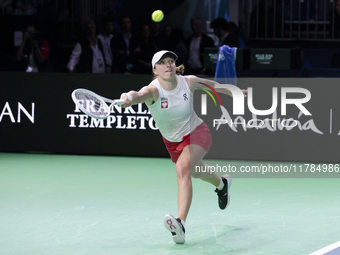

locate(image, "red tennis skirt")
[[162, 122, 212, 163]]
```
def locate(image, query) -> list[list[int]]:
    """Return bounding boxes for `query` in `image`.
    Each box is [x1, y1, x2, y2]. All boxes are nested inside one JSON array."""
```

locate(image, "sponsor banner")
[[1, 74, 339, 163], [193, 78, 340, 163], [0, 73, 167, 157]]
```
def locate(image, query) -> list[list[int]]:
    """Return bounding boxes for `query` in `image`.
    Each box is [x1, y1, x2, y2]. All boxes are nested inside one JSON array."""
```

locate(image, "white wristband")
[[121, 93, 132, 101]]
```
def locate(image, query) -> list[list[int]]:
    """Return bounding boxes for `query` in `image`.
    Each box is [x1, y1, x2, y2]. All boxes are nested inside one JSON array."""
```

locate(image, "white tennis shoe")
[[163, 214, 185, 244]]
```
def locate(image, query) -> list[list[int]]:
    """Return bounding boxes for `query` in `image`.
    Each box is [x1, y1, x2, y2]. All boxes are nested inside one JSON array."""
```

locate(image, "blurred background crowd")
[[1, 0, 340, 76]]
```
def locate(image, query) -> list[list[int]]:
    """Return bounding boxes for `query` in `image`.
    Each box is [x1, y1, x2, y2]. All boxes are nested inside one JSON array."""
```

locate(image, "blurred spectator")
[[291, 44, 311, 77], [162, 24, 172, 49], [111, 16, 138, 73], [57, 0, 82, 20], [330, 0, 340, 38], [169, 28, 187, 66], [67, 19, 106, 73], [0, 0, 13, 15], [97, 17, 114, 73], [16, 23, 51, 72], [135, 24, 156, 74], [13, 0, 36, 16], [185, 16, 215, 74], [163, 24, 172, 40], [210, 17, 238, 48], [150, 20, 167, 50], [228, 22, 245, 49], [102, 0, 124, 33], [292, 45, 311, 70]]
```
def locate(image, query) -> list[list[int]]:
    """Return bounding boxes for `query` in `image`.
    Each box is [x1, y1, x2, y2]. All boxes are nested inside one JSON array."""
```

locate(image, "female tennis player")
[[120, 50, 246, 244]]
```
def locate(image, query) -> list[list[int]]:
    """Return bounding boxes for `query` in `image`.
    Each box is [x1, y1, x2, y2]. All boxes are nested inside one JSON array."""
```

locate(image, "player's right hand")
[[120, 94, 132, 108]]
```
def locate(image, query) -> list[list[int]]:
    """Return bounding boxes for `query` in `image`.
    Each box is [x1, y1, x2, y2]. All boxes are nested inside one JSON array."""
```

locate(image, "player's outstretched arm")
[[120, 84, 158, 108], [185, 75, 246, 97]]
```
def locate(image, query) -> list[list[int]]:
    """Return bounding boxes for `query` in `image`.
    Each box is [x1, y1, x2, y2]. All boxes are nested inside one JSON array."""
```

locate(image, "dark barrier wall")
[[0, 73, 168, 157], [0, 73, 339, 163]]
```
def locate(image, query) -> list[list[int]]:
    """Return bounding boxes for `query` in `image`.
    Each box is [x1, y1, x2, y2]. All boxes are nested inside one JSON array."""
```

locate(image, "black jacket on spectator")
[[185, 33, 215, 69], [111, 32, 139, 73], [77, 39, 105, 73], [220, 33, 238, 48]]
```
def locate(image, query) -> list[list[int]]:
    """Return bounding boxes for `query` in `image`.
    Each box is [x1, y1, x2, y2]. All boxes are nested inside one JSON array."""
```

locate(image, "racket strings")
[[75, 91, 109, 117]]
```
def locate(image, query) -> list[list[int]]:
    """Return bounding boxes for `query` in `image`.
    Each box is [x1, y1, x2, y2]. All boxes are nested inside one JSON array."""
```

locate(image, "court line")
[[309, 240, 340, 255]]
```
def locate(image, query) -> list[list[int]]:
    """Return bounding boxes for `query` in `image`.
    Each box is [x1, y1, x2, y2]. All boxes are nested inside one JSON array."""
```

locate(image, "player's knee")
[[175, 162, 191, 179]]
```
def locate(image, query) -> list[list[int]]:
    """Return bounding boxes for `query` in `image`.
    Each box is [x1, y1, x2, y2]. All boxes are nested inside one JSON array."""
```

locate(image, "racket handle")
[[114, 99, 126, 105]]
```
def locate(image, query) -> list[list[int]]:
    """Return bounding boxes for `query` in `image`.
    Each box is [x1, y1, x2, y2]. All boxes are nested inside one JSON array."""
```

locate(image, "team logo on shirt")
[[161, 97, 168, 108]]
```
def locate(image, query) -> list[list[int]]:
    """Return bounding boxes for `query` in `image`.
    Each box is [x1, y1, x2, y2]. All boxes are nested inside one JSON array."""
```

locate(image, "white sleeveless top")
[[147, 75, 203, 142]]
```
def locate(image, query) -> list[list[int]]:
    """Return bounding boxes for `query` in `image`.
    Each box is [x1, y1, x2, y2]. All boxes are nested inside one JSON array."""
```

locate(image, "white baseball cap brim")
[[151, 50, 178, 69]]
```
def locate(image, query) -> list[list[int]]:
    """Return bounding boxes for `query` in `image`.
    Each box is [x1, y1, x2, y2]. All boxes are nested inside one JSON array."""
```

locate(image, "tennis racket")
[[71, 88, 126, 119]]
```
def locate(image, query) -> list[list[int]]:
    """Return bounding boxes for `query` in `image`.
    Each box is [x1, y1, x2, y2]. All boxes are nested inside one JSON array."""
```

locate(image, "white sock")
[[180, 219, 186, 228], [217, 178, 224, 190]]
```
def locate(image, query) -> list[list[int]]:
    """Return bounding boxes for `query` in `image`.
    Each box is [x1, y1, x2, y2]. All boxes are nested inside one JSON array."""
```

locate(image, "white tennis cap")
[[151, 50, 178, 69]]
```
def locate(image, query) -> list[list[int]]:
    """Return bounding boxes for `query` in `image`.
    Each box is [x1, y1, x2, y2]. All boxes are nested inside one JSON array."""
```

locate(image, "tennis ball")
[[152, 10, 164, 22]]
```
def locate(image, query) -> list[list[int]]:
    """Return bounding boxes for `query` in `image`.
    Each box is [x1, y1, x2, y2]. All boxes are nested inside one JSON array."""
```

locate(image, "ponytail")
[[176, 64, 185, 75]]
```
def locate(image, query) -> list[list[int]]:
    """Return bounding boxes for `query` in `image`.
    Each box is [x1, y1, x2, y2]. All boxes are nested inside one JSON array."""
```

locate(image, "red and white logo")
[[161, 101, 168, 108]]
